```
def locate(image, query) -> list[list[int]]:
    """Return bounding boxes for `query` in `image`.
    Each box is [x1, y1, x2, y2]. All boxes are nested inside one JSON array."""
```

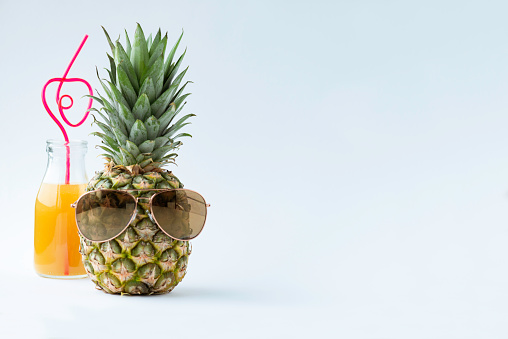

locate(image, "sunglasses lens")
[[151, 190, 207, 240], [76, 190, 136, 242]]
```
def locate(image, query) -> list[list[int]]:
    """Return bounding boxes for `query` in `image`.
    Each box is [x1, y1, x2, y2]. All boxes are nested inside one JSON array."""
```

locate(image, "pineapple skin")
[[79, 168, 191, 295]]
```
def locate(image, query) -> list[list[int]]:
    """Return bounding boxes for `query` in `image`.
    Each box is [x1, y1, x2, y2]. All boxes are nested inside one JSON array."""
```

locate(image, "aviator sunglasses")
[[71, 189, 209, 243]]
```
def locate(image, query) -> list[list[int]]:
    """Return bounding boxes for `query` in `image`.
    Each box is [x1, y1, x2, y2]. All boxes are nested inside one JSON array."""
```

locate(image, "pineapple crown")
[[89, 24, 194, 169]]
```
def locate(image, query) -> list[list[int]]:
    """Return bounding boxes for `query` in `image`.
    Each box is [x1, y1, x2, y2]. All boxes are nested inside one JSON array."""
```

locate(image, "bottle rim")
[[46, 139, 88, 148]]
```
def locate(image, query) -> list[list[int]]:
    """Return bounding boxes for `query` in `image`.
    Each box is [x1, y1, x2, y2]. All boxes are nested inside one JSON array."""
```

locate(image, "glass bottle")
[[34, 140, 88, 279]]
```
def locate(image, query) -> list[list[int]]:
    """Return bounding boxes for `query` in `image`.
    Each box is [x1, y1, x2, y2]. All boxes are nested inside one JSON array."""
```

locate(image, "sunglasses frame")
[[71, 188, 210, 243]]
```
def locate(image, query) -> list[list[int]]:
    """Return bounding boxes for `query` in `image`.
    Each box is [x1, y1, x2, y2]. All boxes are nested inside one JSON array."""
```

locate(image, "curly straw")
[[41, 35, 93, 184]]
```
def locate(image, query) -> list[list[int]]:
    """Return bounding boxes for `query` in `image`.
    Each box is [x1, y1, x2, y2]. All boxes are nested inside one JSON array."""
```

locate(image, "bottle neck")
[[42, 140, 88, 185]]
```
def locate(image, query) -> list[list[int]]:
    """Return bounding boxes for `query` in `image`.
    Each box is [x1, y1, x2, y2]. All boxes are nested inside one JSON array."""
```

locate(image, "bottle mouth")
[[46, 139, 88, 148]]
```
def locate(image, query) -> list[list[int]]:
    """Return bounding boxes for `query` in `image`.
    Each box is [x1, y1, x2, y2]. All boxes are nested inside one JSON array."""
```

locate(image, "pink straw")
[[41, 35, 93, 184]]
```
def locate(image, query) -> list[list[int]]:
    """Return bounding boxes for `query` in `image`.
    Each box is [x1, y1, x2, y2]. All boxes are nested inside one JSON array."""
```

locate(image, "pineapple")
[[80, 24, 195, 295]]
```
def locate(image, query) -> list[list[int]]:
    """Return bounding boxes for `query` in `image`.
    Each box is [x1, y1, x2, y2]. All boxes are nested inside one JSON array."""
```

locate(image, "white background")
[[1, 0, 508, 338]]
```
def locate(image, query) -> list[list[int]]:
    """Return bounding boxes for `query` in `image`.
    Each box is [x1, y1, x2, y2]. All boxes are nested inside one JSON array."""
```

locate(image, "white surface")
[[2, 0, 508, 338]]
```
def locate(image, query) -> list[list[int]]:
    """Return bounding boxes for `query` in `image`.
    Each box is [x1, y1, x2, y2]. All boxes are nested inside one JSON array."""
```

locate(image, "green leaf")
[[96, 93, 118, 120], [98, 151, 121, 164], [160, 153, 178, 161], [91, 132, 120, 151], [119, 147, 136, 164], [160, 158, 177, 165], [125, 140, 140, 157], [132, 94, 151, 121], [93, 118, 115, 139], [158, 103, 177, 133], [148, 34, 167, 69], [149, 29, 162, 56], [150, 82, 179, 118], [83, 94, 103, 105], [106, 70, 115, 86], [153, 136, 167, 149], [112, 126, 128, 146], [97, 145, 116, 160], [169, 139, 183, 147], [125, 29, 132, 58], [165, 49, 186, 90], [170, 113, 195, 131], [117, 66, 137, 108], [164, 123, 191, 139], [139, 77, 155, 103], [139, 158, 153, 168], [131, 23, 149, 80], [152, 145, 175, 161], [88, 108, 110, 125], [164, 30, 183, 78], [147, 33, 153, 50], [136, 154, 146, 163], [173, 132, 192, 140], [107, 80, 130, 109], [107, 54, 116, 85], [141, 55, 164, 97], [163, 71, 192, 108], [138, 139, 155, 153], [117, 122, 129, 138], [162, 66, 189, 100], [118, 102, 136, 133], [96, 68, 116, 107], [98, 104, 125, 134], [115, 42, 139, 92], [145, 115, 160, 140], [174, 93, 191, 109], [175, 101, 187, 114], [102, 26, 115, 55], [172, 67, 189, 89], [87, 106, 105, 115], [170, 80, 192, 103], [129, 120, 148, 146], [98, 145, 114, 154]]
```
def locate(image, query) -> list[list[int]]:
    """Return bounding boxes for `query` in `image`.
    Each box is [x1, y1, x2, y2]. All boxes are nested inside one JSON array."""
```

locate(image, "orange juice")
[[34, 183, 87, 278]]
